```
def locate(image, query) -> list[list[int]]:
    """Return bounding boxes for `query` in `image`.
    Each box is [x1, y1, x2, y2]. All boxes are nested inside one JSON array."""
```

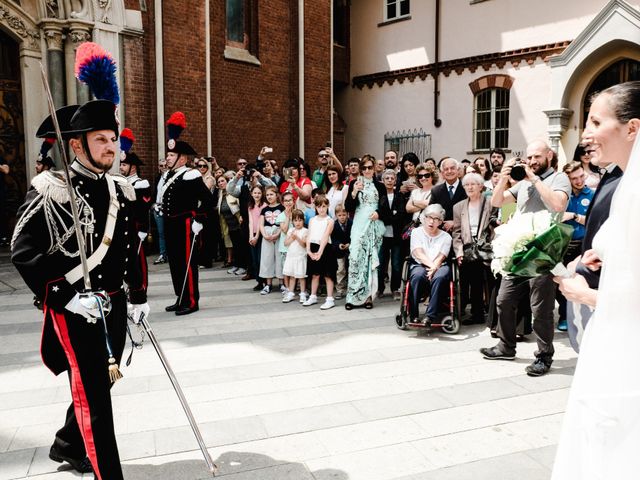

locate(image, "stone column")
[[41, 20, 67, 108], [544, 108, 573, 153], [69, 22, 93, 104]]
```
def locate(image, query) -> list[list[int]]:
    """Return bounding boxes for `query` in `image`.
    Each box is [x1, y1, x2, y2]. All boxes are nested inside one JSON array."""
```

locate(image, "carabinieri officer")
[[161, 127, 213, 315], [11, 99, 149, 480]]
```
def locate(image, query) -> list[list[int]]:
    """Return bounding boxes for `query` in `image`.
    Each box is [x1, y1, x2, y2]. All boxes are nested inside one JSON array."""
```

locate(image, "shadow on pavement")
[[122, 451, 349, 479]]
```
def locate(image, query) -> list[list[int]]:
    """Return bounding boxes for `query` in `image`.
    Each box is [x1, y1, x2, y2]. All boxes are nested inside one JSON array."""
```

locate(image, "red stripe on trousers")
[[139, 241, 148, 291], [48, 307, 103, 480], [185, 218, 195, 307]]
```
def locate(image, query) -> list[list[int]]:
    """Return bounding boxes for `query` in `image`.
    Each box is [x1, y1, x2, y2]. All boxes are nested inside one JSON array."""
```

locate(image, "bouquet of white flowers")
[[491, 210, 573, 277]]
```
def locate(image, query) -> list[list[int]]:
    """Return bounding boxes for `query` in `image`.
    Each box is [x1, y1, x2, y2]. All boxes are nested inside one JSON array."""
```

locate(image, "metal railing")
[[384, 129, 432, 160]]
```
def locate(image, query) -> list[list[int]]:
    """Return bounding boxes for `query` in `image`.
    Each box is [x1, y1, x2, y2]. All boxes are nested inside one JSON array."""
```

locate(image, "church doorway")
[[0, 28, 25, 239]]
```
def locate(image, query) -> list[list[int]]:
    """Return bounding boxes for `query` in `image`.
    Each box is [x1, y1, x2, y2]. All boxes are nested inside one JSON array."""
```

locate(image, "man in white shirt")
[[408, 204, 452, 323]]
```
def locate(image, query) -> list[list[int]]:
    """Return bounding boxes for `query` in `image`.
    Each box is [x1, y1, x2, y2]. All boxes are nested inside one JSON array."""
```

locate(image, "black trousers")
[[166, 216, 200, 308], [50, 293, 127, 480], [459, 260, 495, 321], [496, 274, 556, 359]]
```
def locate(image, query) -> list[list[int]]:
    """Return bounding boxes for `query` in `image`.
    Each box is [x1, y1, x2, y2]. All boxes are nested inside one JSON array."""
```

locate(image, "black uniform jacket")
[[11, 161, 146, 374], [129, 175, 152, 232], [161, 166, 213, 220]]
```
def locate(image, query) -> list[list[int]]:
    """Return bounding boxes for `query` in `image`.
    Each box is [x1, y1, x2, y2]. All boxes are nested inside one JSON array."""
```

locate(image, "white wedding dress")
[[551, 135, 640, 479]]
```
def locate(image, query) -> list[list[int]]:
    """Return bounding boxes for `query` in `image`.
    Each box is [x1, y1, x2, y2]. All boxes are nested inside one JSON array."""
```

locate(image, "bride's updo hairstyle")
[[594, 80, 640, 124]]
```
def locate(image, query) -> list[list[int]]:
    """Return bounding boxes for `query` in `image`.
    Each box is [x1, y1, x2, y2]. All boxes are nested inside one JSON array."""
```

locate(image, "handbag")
[[461, 198, 494, 264], [401, 219, 419, 241]]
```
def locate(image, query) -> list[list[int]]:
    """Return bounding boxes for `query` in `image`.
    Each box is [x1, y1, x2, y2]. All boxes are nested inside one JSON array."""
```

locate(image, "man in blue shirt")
[[556, 161, 594, 331]]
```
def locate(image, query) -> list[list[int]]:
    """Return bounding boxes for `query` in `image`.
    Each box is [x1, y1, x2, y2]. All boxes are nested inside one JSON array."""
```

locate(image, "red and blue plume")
[[39, 138, 55, 159], [166, 111, 186, 141], [75, 42, 120, 105], [119, 128, 135, 153]]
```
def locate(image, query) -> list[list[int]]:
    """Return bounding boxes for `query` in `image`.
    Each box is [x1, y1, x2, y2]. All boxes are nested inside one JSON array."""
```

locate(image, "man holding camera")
[[312, 146, 343, 191], [481, 140, 570, 376]]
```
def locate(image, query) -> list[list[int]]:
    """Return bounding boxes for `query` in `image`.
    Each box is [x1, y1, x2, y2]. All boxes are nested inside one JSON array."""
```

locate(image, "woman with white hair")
[[407, 204, 452, 323], [452, 172, 498, 325]]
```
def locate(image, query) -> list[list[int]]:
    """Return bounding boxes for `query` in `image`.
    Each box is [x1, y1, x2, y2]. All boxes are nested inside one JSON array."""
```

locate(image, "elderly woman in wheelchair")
[[407, 204, 453, 324]]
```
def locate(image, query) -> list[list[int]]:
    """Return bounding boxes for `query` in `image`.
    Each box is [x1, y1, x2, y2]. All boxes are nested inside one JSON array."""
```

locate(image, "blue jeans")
[[153, 210, 166, 256], [408, 263, 451, 320], [378, 237, 403, 294]]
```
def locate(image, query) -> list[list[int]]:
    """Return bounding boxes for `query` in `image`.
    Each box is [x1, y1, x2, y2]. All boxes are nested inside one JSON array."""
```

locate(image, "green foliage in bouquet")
[[505, 223, 574, 277]]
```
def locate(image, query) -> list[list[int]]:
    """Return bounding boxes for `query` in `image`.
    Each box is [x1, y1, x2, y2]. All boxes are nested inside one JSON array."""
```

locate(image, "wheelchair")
[[395, 256, 462, 334]]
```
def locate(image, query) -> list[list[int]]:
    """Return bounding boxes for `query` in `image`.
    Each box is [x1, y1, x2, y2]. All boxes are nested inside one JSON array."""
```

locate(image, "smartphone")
[[264, 147, 273, 154], [325, 141, 332, 148]]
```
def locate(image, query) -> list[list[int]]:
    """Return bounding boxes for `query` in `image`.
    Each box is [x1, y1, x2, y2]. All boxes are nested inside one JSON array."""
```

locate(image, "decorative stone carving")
[[0, 5, 41, 49], [94, 0, 112, 23], [65, 0, 91, 20], [45, 0, 60, 18], [42, 22, 65, 50], [69, 27, 91, 45]]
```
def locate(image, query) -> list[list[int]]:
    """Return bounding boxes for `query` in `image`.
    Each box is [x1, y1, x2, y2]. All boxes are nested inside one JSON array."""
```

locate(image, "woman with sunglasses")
[[196, 158, 215, 190], [406, 164, 438, 222], [344, 155, 386, 309]]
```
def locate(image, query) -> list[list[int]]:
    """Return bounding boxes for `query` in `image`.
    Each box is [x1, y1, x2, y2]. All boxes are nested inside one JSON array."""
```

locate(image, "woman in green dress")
[[344, 155, 386, 309]]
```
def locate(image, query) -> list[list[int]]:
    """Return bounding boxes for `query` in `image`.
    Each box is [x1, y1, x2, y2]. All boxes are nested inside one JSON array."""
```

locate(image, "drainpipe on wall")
[[299, 0, 305, 158], [330, 0, 334, 146], [433, 0, 442, 128], [205, 0, 212, 155], [155, 0, 165, 159]]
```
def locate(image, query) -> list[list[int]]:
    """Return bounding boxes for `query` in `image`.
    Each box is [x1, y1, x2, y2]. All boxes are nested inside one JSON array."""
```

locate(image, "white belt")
[[65, 175, 120, 285]]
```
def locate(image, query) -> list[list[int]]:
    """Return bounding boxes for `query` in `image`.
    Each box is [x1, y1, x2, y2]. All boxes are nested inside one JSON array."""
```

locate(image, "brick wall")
[[122, 0, 158, 180], [304, 0, 332, 165], [122, 0, 333, 174]]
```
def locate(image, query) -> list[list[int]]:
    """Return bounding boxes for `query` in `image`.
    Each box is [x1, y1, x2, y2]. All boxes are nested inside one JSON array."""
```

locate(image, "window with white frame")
[[385, 0, 410, 21], [474, 88, 509, 151]]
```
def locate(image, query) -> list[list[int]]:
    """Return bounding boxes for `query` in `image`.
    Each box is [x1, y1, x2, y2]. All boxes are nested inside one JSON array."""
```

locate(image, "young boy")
[[331, 203, 352, 300]]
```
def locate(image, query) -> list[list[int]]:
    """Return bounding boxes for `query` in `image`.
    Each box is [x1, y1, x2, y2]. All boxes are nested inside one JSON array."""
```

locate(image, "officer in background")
[[161, 122, 213, 315], [11, 100, 149, 480], [119, 129, 152, 294], [36, 138, 56, 174]]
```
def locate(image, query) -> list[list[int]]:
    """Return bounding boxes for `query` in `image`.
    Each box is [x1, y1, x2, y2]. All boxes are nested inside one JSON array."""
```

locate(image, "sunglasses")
[[417, 173, 432, 179], [361, 165, 374, 171], [197, 164, 207, 168], [237, 162, 247, 167], [319, 154, 330, 158]]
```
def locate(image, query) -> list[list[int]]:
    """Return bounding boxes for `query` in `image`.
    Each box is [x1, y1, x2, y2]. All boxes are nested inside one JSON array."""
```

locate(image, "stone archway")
[[545, 0, 640, 160]]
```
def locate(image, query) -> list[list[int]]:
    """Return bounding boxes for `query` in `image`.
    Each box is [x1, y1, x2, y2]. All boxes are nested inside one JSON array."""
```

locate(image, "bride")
[[553, 81, 640, 478]]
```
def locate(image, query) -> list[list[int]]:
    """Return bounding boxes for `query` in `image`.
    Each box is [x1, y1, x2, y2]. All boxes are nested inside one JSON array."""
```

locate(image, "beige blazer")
[[452, 198, 496, 259]]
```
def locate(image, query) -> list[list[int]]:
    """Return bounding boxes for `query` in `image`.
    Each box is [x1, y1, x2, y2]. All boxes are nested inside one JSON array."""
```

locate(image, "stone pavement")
[[0, 246, 578, 480]]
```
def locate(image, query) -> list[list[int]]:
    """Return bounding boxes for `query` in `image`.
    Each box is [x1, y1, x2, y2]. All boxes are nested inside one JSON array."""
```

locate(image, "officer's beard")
[[81, 134, 114, 173]]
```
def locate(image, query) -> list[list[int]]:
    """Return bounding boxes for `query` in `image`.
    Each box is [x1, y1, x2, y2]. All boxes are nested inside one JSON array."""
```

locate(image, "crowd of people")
[[144, 140, 603, 332]]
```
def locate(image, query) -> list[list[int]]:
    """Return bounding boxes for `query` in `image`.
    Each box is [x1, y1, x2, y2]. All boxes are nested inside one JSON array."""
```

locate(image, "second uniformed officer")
[[161, 118, 213, 315]]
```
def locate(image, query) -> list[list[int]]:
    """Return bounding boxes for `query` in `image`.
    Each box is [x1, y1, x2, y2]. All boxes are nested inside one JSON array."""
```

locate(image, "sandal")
[[345, 303, 354, 310]]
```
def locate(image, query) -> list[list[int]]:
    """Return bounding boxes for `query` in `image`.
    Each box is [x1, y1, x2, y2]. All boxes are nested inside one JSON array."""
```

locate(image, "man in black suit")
[[566, 161, 623, 351], [429, 157, 467, 232]]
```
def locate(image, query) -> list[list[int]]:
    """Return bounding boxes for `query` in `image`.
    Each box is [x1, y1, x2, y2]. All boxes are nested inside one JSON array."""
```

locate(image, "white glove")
[[65, 291, 111, 323], [138, 231, 148, 241], [129, 302, 150, 325], [192, 220, 203, 235]]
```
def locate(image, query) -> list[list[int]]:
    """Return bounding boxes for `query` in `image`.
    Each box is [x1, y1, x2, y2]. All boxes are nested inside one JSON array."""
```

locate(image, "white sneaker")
[[260, 285, 272, 295], [234, 268, 247, 275], [227, 266, 239, 274], [282, 291, 295, 303], [303, 294, 318, 306], [320, 297, 335, 310], [299, 292, 308, 304]]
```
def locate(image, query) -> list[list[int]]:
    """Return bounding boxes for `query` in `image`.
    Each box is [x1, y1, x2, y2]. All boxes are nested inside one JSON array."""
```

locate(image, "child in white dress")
[[282, 209, 308, 303]]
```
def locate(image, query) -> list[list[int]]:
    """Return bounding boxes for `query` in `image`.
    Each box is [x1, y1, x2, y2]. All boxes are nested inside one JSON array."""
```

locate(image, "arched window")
[[583, 59, 640, 126], [474, 88, 509, 151]]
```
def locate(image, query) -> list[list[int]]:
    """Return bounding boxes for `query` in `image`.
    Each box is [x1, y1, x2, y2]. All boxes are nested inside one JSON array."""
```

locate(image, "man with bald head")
[[481, 140, 570, 377]]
